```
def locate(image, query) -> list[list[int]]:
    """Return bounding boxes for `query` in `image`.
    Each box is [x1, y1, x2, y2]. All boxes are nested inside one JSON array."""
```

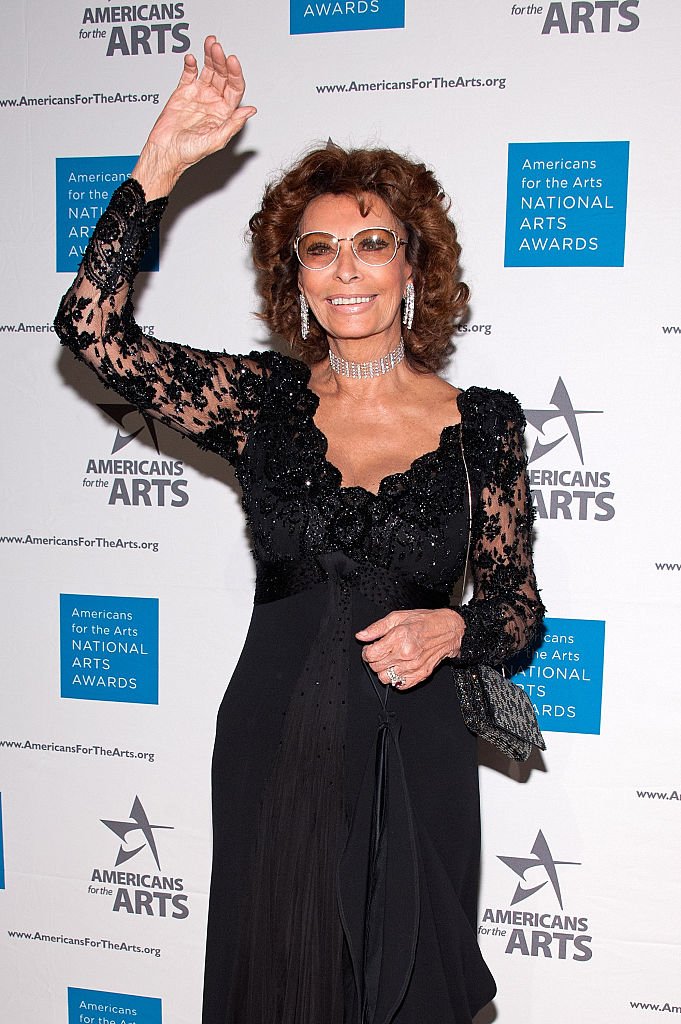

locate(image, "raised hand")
[[356, 607, 465, 689], [132, 36, 257, 198]]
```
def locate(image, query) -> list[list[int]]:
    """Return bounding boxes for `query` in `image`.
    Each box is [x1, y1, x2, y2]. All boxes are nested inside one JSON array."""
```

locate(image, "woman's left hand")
[[356, 608, 465, 689]]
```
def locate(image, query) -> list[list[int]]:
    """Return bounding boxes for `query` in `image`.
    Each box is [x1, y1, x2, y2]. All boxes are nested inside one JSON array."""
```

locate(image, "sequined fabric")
[[54, 181, 544, 666], [54, 179, 545, 1024], [454, 663, 546, 761]]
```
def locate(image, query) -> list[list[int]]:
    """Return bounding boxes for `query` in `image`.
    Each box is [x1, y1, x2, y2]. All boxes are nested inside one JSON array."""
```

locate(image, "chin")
[[324, 319, 397, 343]]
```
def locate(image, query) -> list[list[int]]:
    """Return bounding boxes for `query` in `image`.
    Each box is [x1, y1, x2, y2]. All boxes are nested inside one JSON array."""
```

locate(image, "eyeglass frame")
[[294, 226, 408, 270]]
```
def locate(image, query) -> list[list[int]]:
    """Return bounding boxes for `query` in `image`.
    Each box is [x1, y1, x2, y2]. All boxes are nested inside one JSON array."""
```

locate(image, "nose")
[[334, 238, 362, 281]]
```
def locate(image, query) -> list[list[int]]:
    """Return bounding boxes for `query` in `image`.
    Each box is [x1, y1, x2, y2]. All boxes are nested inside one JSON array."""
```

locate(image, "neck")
[[319, 342, 414, 402], [329, 337, 404, 380], [327, 324, 404, 369]]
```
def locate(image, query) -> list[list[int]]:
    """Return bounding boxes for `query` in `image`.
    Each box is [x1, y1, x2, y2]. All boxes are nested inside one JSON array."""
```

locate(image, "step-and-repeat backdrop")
[[2, 2, 680, 1022]]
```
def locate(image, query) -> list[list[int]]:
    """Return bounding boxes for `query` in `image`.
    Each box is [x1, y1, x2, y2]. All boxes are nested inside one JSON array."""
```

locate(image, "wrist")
[[444, 607, 465, 659], [131, 143, 184, 201]]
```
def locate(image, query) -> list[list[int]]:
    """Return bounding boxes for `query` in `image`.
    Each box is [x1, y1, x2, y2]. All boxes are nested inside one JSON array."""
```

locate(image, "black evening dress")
[[55, 179, 544, 1024]]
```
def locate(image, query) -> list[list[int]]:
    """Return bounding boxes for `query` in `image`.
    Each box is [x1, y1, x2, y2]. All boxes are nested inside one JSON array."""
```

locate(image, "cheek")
[[383, 273, 408, 306], [299, 272, 326, 304]]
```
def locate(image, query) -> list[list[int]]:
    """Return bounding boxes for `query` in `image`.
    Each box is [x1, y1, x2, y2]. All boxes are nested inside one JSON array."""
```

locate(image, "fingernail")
[[355, 629, 368, 638]]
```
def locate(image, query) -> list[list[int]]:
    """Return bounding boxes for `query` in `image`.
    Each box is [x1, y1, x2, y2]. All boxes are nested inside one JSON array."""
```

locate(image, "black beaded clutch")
[[454, 664, 545, 761]]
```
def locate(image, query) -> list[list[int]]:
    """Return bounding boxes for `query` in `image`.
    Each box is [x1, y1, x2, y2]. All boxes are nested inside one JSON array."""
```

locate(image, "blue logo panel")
[[60, 594, 159, 705], [0, 793, 5, 889], [504, 141, 629, 267], [68, 988, 161, 1024], [510, 617, 605, 734], [56, 156, 161, 273], [291, 0, 405, 35]]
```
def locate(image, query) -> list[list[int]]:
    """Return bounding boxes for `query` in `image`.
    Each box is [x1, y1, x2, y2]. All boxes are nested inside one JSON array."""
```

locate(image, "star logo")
[[498, 830, 580, 910], [524, 378, 602, 465], [97, 403, 160, 455], [101, 796, 173, 869]]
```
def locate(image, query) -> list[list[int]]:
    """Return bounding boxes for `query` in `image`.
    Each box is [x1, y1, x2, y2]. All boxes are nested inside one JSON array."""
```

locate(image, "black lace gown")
[[55, 179, 544, 1024]]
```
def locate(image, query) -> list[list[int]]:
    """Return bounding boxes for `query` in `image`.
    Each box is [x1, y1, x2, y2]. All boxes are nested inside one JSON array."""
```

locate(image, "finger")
[[207, 47, 247, 107], [218, 106, 257, 143], [355, 611, 402, 642], [177, 52, 198, 88], [377, 668, 410, 689], [367, 638, 421, 672], [206, 40, 233, 86], [187, 105, 256, 159], [224, 53, 247, 93], [368, 652, 421, 676], [198, 34, 219, 86], [215, 53, 248, 106], [361, 623, 414, 665], [361, 628, 413, 668], [361, 638, 396, 666], [195, 110, 254, 158], [367, 656, 424, 685], [388, 665, 428, 690], [231, 105, 258, 128], [209, 38, 230, 77]]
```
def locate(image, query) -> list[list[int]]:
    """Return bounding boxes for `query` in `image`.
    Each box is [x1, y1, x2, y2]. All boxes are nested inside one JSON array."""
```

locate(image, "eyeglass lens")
[[297, 229, 398, 268]]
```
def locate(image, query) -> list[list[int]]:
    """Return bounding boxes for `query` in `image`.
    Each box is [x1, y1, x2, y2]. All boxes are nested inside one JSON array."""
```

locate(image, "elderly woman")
[[55, 37, 544, 1024]]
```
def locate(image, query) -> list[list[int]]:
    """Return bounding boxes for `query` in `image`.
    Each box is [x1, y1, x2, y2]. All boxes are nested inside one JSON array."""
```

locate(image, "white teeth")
[[329, 296, 373, 306]]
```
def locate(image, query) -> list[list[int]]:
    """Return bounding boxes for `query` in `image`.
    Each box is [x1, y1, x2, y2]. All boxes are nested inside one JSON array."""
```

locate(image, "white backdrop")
[[2, 2, 680, 1022]]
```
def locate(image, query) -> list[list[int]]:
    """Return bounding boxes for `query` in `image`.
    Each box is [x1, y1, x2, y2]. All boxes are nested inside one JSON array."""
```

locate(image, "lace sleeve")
[[54, 177, 268, 465], [457, 395, 545, 665]]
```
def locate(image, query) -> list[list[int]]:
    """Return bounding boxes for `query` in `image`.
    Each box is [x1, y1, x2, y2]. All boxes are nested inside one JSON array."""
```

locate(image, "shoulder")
[[222, 350, 311, 405], [458, 385, 525, 435], [237, 349, 311, 387], [457, 387, 527, 487]]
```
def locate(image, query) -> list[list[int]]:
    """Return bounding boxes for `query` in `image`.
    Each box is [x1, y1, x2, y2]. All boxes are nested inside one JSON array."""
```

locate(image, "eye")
[[357, 233, 391, 252], [305, 241, 335, 255]]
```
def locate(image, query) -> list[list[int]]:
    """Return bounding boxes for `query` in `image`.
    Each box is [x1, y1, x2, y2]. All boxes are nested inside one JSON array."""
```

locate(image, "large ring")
[[387, 665, 406, 688]]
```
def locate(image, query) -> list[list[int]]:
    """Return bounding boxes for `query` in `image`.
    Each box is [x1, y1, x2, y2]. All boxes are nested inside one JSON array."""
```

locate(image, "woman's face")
[[297, 193, 412, 349]]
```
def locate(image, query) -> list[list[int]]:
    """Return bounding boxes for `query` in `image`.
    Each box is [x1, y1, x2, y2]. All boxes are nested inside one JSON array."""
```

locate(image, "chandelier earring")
[[402, 282, 415, 331], [300, 293, 310, 340]]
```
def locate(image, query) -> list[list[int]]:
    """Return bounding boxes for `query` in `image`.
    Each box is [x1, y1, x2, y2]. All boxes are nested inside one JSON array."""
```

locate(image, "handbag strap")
[[458, 425, 505, 676], [459, 427, 473, 610]]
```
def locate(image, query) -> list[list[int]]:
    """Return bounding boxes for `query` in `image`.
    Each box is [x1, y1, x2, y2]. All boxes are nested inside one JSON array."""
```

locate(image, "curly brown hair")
[[249, 145, 469, 372]]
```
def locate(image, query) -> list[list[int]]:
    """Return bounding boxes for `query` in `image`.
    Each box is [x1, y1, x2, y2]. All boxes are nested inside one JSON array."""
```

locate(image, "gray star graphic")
[[524, 378, 602, 465], [101, 796, 173, 869], [498, 830, 580, 910], [97, 403, 160, 455]]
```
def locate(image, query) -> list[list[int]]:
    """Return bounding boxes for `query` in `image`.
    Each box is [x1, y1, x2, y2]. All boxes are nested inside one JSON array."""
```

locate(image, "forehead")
[[299, 192, 401, 233]]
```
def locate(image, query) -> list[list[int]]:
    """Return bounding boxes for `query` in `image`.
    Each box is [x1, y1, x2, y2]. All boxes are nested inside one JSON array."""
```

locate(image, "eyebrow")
[[299, 226, 396, 235]]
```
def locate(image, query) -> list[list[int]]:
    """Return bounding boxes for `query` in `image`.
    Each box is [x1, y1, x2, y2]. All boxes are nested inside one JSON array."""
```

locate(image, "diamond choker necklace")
[[328, 337, 405, 379]]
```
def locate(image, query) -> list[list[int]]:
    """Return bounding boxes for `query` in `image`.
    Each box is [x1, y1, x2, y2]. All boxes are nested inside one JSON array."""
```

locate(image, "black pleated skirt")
[[202, 579, 496, 1024]]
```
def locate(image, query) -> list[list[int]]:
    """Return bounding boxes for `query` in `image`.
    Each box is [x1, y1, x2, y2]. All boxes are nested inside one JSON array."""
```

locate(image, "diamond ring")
[[387, 665, 406, 688]]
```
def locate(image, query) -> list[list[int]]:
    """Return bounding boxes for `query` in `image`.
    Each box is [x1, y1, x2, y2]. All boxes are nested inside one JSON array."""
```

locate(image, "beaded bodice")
[[54, 178, 544, 665]]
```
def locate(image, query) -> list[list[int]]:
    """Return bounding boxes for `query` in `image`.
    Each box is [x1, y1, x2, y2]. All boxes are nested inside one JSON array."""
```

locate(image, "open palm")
[[146, 36, 256, 175]]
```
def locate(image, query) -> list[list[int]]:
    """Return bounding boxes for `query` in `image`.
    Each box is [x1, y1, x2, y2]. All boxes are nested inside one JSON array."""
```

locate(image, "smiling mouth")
[[328, 295, 375, 306]]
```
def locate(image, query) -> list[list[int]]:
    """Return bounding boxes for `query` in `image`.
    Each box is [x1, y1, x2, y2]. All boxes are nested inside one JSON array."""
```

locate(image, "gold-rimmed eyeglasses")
[[294, 227, 408, 270]]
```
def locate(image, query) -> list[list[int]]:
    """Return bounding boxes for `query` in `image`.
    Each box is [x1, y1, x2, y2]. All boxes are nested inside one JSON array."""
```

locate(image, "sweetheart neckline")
[[302, 378, 465, 498]]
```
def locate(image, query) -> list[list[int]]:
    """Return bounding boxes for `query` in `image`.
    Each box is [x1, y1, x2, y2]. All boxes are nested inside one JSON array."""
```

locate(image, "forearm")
[[54, 178, 169, 406]]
